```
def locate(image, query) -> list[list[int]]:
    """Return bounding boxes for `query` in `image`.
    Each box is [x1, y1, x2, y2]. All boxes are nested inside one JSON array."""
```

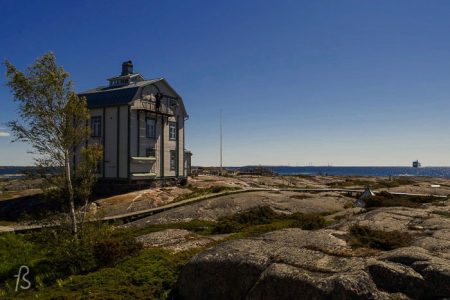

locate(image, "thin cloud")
[[0, 129, 10, 137]]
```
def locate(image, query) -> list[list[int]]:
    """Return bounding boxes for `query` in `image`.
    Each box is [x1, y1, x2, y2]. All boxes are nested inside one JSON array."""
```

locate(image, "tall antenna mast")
[[220, 109, 223, 175]]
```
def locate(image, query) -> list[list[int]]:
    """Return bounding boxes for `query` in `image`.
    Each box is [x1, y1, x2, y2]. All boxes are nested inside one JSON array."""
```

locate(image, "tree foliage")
[[4, 52, 102, 234]]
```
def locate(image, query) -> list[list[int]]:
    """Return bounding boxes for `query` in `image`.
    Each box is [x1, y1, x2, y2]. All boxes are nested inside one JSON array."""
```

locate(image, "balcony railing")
[[135, 98, 176, 116]]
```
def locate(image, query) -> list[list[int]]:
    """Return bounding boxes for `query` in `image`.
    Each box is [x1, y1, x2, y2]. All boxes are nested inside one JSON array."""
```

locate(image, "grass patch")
[[0, 191, 19, 201], [0, 206, 332, 298], [289, 194, 312, 200], [0, 223, 142, 296], [10, 248, 200, 299], [0, 220, 211, 299], [173, 185, 241, 202], [349, 225, 412, 250], [365, 191, 435, 208], [329, 177, 415, 189], [128, 219, 217, 237], [432, 210, 450, 218], [212, 206, 328, 235], [0, 233, 45, 285], [129, 206, 330, 242], [0, 220, 16, 226]]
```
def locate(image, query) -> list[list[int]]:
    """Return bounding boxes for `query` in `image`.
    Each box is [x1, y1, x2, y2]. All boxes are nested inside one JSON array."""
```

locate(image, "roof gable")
[[78, 75, 188, 118], [78, 79, 162, 108]]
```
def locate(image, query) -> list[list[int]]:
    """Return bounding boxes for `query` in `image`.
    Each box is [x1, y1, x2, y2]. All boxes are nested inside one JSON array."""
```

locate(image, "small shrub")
[[291, 213, 326, 230], [349, 225, 412, 250], [210, 186, 226, 193], [289, 194, 312, 200], [93, 236, 142, 267], [343, 201, 353, 209], [0, 223, 143, 292], [10, 248, 200, 299], [213, 219, 243, 234], [212, 206, 329, 234], [179, 178, 188, 186], [213, 206, 279, 234], [234, 206, 278, 224], [365, 191, 435, 208], [173, 185, 240, 202], [0, 233, 42, 284], [432, 210, 450, 218], [34, 240, 99, 286]]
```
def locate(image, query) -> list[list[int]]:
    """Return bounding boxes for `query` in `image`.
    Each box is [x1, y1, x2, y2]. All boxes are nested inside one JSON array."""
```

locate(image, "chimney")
[[121, 60, 133, 76]]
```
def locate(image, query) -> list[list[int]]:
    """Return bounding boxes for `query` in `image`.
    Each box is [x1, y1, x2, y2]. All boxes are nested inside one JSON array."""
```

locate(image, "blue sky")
[[1, 0, 450, 166]]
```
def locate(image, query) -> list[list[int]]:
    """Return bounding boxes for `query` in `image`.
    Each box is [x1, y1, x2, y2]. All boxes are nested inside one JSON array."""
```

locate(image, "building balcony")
[[131, 156, 156, 163], [131, 172, 157, 179], [132, 98, 176, 116]]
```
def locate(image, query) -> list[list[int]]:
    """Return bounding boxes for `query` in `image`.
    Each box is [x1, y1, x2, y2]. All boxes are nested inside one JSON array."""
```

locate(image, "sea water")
[[270, 166, 450, 178]]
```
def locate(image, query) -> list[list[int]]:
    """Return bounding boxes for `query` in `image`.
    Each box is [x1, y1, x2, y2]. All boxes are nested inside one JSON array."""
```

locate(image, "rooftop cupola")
[[107, 60, 145, 87], [121, 60, 133, 76]]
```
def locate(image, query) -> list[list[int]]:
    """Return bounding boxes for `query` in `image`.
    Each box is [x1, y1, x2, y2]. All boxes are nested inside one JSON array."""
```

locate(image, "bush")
[[291, 213, 326, 230], [349, 225, 412, 250], [212, 219, 243, 234], [213, 206, 279, 234], [0, 223, 143, 293], [0, 233, 43, 285], [94, 236, 142, 267], [12, 248, 199, 299], [179, 178, 188, 186], [365, 191, 435, 208], [213, 206, 328, 234]]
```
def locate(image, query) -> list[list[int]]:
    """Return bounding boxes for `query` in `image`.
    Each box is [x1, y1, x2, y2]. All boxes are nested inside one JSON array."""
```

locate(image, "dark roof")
[[80, 87, 139, 108], [78, 78, 162, 108]]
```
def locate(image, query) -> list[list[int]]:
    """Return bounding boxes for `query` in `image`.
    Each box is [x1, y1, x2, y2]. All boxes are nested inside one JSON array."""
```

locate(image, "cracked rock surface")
[[136, 229, 229, 252], [175, 205, 450, 300]]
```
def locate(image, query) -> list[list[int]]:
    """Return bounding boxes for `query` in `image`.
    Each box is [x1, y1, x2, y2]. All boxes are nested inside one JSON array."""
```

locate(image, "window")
[[146, 147, 155, 157], [146, 118, 156, 138], [91, 116, 102, 137], [170, 150, 176, 171], [169, 122, 177, 140]]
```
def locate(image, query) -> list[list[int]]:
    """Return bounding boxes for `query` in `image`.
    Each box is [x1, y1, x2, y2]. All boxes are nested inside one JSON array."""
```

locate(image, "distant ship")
[[412, 160, 421, 168]]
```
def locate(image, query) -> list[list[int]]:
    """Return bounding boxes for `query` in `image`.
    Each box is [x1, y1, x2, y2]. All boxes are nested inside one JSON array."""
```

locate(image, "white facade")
[[77, 63, 189, 182]]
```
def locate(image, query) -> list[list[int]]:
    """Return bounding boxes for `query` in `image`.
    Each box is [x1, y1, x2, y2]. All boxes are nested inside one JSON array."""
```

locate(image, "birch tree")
[[5, 52, 101, 235]]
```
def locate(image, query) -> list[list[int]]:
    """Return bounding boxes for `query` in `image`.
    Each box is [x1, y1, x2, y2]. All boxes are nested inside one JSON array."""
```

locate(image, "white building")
[[77, 61, 191, 185]]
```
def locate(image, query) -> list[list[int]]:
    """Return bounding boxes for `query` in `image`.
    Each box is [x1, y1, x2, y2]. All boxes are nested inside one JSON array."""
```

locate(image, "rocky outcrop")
[[175, 227, 450, 299], [125, 191, 353, 227], [136, 229, 229, 252]]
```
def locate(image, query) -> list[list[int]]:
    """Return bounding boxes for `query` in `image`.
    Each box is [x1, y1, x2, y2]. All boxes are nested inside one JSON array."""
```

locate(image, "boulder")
[[175, 229, 450, 299]]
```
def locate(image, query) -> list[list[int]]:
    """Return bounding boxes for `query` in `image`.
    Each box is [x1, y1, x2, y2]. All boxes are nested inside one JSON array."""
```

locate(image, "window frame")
[[146, 117, 156, 139], [91, 116, 102, 138], [169, 122, 177, 141], [170, 150, 176, 171]]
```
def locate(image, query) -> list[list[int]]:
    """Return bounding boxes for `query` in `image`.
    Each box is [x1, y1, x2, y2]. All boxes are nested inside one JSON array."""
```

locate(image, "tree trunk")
[[65, 152, 77, 235]]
